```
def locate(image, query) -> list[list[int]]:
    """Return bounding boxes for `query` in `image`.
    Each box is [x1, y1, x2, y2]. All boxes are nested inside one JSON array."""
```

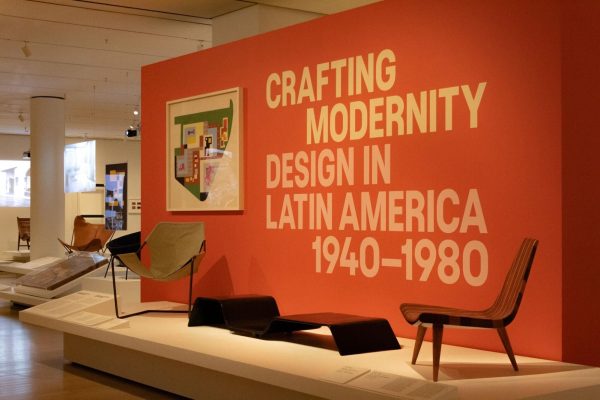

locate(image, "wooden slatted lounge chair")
[[400, 238, 538, 381]]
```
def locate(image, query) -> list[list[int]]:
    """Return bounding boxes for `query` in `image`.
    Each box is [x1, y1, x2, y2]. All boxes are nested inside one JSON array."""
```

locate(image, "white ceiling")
[[0, 0, 378, 140]]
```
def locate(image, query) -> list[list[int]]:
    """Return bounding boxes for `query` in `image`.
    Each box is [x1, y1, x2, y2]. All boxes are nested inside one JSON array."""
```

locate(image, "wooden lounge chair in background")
[[17, 217, 30, 250], [400, 238, 538, 381]]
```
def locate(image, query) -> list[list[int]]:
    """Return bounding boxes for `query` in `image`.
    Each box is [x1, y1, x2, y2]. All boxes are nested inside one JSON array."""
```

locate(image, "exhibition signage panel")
[[141, 1, 562, 359]]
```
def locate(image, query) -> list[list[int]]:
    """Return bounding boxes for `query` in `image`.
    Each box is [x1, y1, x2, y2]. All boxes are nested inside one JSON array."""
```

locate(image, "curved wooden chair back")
[[486, 238, 538, 325]]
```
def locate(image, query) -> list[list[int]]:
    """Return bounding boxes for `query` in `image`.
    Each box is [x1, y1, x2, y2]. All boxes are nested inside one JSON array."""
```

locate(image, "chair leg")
[[497, 326, 519, 371], [187, 257, 195, 317], [412, 325, 427, 364], [104, 256, 114, 278], [110, 258, 121, 318], [432, 323, 444, 382]]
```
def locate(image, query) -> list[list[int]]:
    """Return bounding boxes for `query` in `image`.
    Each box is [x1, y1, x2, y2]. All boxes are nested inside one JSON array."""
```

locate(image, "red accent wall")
[[141, 0, 579, 362], [561, 0, 600, 367]]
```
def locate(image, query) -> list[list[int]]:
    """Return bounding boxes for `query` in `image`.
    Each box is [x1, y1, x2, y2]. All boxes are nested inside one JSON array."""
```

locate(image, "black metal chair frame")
[[110, 240, 205, 319]]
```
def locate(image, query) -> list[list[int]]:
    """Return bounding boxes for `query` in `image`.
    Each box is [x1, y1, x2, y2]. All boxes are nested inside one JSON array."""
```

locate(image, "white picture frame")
[[166, 87, 243, 211]]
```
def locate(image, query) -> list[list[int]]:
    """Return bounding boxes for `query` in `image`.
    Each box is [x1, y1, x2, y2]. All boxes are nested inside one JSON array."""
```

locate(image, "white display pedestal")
[[0, 271, 139, 307], [81, 275, 140, 304], [19, 291, 456, 400]]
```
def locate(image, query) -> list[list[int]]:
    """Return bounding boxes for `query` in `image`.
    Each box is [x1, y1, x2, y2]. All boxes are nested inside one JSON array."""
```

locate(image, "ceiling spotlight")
[[21, 42, 31, 58], [18, 112, 25, 122], [125, 128, 138, 137], [133, 109, 139, 116], [125, 125, 139, 137]]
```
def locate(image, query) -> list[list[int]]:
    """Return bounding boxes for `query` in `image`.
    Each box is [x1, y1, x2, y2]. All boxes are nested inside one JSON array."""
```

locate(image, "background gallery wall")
[[142, 0, 600, 366]]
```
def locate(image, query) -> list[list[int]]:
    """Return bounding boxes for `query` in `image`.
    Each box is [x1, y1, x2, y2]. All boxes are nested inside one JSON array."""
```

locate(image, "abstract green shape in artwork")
[[173, 100, 234, 202]]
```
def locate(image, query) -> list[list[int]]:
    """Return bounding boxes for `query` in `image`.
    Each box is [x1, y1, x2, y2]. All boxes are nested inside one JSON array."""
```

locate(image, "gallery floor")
[[2, 298, 600, 400], [0, 300, 184, 400]]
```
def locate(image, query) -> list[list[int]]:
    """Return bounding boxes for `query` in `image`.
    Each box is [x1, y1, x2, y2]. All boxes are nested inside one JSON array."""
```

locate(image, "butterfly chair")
[[400, 238, 538, 382], [58, 215, 115, 253], [110, 222, 205, 319], [17, 217, 31, 250], [103, 231, 141, 279]]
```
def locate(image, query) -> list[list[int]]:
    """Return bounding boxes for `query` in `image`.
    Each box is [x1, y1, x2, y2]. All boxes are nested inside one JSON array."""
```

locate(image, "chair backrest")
[[145, 222, 205, 279], [488, 238, 538, 325], [17, 217, 30, 240], [106, 231, 141, 255], [96, 224, 115, 248], [72, 215, 114, 250]]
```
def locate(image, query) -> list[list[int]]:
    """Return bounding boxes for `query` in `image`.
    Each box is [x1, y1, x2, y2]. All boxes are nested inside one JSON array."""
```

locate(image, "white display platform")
[[20, 291, 457, 400], [0, 249, 30, 262], [81, 275, 140, 304], [0, 256, 61, 275], [0, 279, 83, 306], [15, 268, 103, 298], [0, 286, 48, 306], [0, 270, 138, 307]]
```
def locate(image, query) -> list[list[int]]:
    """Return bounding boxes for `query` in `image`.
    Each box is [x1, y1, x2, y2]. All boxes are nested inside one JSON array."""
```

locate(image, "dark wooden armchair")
[[17, 217, 30, 250], [400, 238, 538, 381], [58, 215, 115, 254]]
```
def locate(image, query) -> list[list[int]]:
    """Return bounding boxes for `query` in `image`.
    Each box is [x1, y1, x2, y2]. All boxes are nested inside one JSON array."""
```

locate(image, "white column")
[[30, 96, 65, 259]]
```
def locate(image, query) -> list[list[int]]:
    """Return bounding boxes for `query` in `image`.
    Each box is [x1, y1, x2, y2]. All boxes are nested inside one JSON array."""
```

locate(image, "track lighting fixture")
[[125, 124, 139, 137]]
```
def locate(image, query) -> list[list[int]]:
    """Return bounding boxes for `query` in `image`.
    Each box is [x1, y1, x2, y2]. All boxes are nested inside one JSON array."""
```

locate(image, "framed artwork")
[[166, 87, 243, 211], [105, 163, 127, 230]]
